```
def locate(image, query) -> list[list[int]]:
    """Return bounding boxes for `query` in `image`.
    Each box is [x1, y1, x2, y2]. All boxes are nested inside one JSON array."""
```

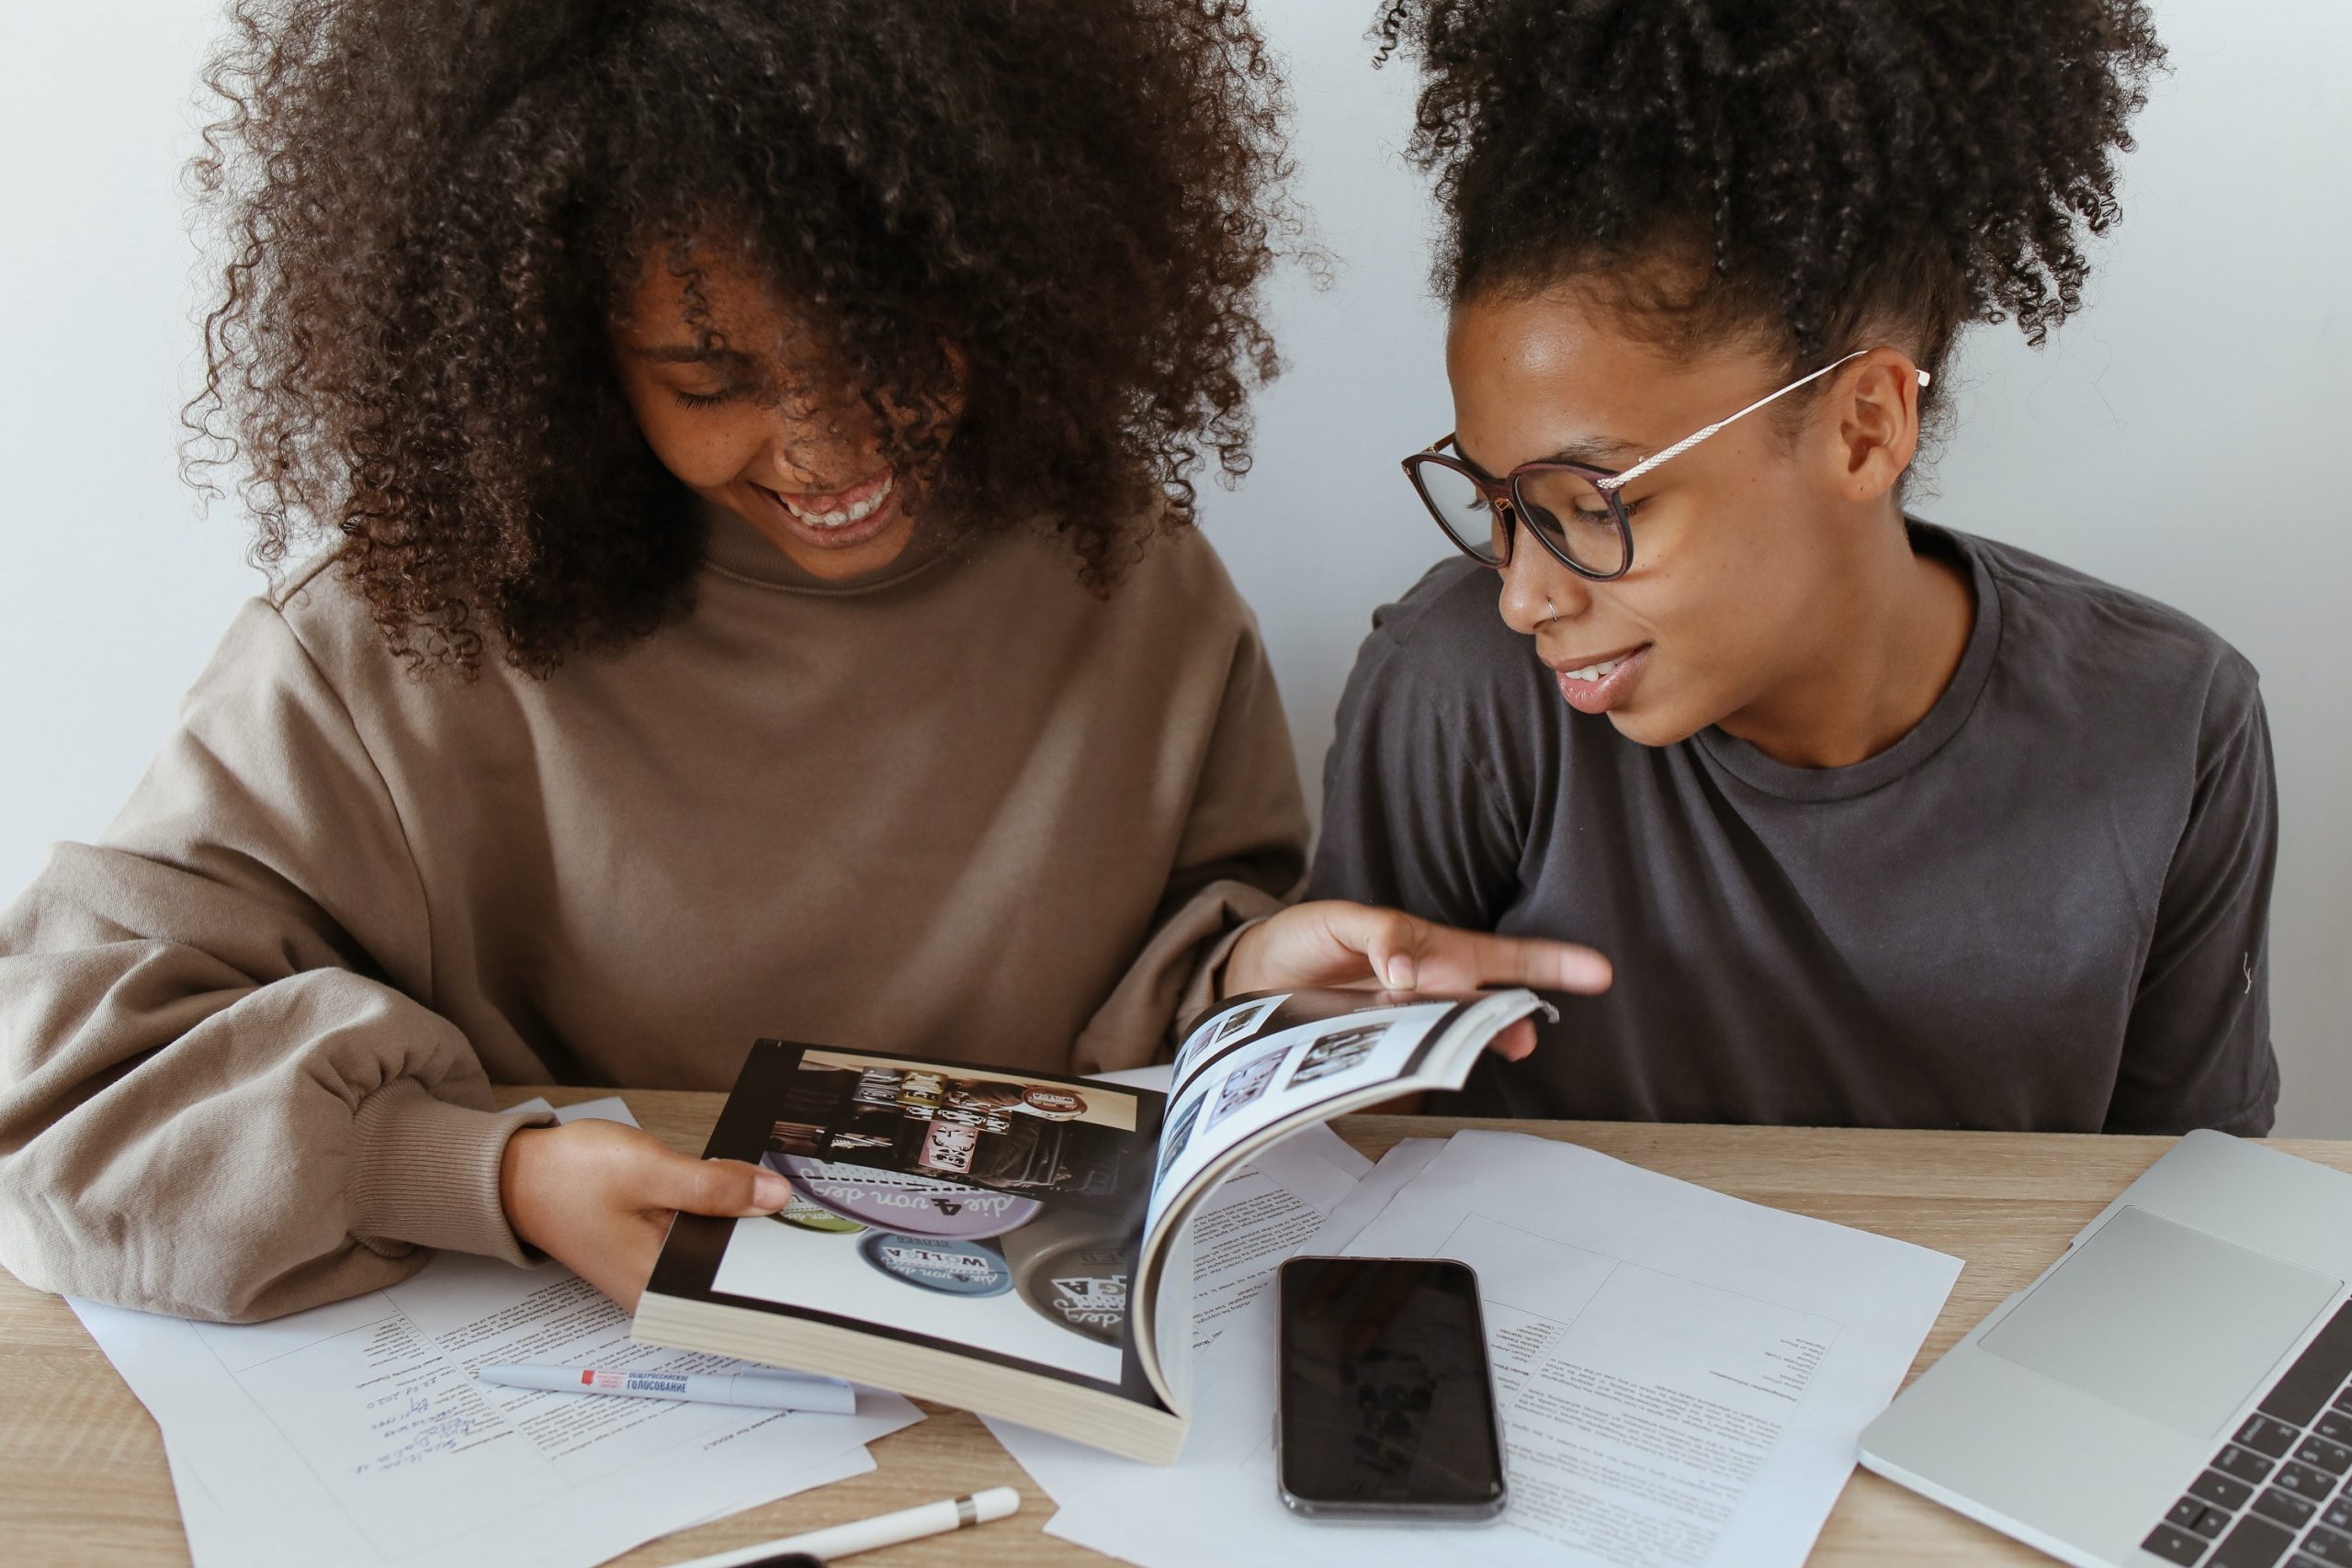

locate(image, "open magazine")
[[632, 987, 1553, 1461]]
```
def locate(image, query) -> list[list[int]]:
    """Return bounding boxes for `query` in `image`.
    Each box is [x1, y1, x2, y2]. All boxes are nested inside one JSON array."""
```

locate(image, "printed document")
[[998, 1130, 1959, 1568], [70, 1097, 919, 1568], [1181, 1124, 1368, 1351]]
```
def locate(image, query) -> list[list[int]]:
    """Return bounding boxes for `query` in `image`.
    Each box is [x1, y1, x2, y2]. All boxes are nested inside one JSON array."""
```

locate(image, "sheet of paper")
[[70, 1096, 918, 1568], [163, 1434, 255, 1568], [1303, 1134, 1444, 1254], [1010, 1131, 1959, 1568], [1184, 1125, 1366, 1354], [159, 1434, 873, 1568]]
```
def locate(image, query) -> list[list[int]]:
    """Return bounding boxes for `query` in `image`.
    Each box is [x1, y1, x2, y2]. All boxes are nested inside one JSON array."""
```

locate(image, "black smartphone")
[[1274, 1255, 1507, 1521]]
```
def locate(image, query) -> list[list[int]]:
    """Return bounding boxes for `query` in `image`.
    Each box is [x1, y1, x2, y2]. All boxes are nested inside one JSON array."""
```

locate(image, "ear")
[[1828, 351, 1926, 503]]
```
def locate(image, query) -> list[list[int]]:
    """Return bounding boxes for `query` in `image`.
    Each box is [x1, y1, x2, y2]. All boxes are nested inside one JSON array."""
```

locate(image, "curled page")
[[1128, 987, 1553, 1416]]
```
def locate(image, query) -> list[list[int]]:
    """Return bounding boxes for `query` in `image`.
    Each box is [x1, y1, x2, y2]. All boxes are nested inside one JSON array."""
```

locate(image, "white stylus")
[[662, 1486, 1023, 1567]]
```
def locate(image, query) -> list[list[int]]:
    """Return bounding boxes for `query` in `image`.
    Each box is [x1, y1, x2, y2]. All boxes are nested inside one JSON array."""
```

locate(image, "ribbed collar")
[[1692, 521, 2002, 802]]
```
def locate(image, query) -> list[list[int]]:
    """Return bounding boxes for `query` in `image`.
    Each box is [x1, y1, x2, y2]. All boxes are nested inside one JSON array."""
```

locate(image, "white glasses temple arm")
[[1600, 353, 1932, 491]]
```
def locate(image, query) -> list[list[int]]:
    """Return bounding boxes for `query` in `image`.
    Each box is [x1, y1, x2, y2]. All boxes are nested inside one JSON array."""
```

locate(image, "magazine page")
[[1125, 987, 1551, 1412], [1157, 1001, 1431, 1197], [646, 1043, 1169, 1409]]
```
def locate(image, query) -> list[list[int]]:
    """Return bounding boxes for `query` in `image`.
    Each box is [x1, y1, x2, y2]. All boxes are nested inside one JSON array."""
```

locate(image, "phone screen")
[[1275, 1256, 1506, 1518]]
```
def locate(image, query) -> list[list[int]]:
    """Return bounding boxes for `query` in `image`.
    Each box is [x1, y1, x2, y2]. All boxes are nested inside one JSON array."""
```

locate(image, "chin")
[[1603, 704, 1709, 750]]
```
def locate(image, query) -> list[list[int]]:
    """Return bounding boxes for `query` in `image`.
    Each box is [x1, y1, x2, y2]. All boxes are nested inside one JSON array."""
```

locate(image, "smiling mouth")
[[755, 470, 895, 530], [1545, 644, 1648, 682], [1560, 652, 1633, 682]]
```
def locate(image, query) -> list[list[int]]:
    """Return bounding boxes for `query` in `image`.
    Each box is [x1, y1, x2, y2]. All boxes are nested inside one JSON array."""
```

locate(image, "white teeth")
[[1566, 656, 1626, 682], [784, 473, 893, 529]]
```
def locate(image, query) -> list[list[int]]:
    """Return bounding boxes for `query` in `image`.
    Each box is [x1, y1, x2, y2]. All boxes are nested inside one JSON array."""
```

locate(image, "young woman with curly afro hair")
[[1309, 0, 2278, 1136], [0, 0, 1604, 1320]]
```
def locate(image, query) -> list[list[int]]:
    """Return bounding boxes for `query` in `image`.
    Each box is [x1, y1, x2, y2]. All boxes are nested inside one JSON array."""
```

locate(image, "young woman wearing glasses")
[[1306, 0, 2278, 1134]]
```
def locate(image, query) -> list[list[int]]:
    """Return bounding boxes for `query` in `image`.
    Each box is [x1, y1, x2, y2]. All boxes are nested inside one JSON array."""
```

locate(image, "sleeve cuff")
[[349, 1078, 554, 1266], [1171, 913, 1270, 1045]]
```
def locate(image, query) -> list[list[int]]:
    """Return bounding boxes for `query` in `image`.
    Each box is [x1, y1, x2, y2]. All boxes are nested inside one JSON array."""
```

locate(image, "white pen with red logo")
[[476, 1361, 856, 1415]]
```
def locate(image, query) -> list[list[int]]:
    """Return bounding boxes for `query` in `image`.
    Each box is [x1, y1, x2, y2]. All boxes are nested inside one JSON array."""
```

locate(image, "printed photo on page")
[[1152, 1000, 1453, 1201], [698, 1049, 1153, 1389]]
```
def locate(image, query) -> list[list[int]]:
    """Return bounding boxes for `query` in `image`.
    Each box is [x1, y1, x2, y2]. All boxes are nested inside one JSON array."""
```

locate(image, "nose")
[[1497, 536, 1590, 635], [763, 412, 872, 494]]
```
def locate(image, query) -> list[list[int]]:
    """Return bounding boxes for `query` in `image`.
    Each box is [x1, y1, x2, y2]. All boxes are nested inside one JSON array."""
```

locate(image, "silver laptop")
[[1860, 1130, 2352, 1567]]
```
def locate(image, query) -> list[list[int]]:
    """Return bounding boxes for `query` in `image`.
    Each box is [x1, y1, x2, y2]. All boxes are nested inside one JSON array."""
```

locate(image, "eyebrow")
[[1538, 435, 1648, 468], [1457, 432, 1648, 477]]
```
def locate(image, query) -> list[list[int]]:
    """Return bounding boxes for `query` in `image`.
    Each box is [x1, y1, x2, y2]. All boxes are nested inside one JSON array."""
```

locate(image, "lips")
[[1545, 643, 1653, 716], [748, 468, 903, 551], [771, 468, 893, 525]]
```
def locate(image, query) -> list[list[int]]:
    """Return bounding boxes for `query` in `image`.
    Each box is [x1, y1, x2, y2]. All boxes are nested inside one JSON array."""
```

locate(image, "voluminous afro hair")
[[1374, 0, 2165, 422], [185, 0, 1295, 676]]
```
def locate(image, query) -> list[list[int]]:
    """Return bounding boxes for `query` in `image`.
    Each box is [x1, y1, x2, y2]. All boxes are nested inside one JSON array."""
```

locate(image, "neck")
[[1716, 507, 1974, 769]]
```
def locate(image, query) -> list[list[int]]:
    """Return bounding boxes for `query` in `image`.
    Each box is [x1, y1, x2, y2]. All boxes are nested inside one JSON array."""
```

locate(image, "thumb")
[[646, 1152, 790, 1217]]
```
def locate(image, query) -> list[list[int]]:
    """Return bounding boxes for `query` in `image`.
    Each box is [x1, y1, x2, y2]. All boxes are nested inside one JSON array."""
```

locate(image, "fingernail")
[[752, 1169, 789, 1210], [1385, 955, 1417, 990], [1569, 952, 1613, 990]]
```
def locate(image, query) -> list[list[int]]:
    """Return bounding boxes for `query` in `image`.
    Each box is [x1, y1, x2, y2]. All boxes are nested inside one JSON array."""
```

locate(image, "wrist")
[[498, 1123, 544, 1247], [498, 1122, 581, 1261], [1218, 919, 1267, 1000]]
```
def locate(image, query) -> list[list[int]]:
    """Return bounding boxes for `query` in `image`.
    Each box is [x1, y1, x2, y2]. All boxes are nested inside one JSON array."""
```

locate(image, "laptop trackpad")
[[1983, 1206, 2341, 1439]]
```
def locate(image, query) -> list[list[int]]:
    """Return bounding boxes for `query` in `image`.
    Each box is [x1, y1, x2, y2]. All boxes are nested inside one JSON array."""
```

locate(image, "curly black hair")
[[183, 0, 1295, 676], [1374, 0, 2165, 425]]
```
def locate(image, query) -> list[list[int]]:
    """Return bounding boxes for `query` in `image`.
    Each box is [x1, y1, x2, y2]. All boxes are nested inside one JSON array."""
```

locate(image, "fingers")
[[1490, 1020, 1537, 1061], [1417, 928, 1612, 996], [644, 1151, 790, 1217], [1309, 902, 1613, 998]]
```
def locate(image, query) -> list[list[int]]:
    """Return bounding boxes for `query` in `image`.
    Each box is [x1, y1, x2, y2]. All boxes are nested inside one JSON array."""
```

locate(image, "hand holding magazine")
[[631, 987, 1554, 1461]]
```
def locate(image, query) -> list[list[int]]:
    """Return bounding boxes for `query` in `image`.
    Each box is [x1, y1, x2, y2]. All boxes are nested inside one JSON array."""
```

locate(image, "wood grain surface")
[[3, 1086, 2343, 1567]]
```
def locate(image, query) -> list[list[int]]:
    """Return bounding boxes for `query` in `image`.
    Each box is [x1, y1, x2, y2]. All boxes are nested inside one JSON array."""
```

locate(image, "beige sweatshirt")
[[0, 506, 1306, 1321]]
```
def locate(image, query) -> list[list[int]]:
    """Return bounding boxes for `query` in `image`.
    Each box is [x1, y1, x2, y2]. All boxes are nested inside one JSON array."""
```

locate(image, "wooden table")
[[5, 1090, 2346, 1567]]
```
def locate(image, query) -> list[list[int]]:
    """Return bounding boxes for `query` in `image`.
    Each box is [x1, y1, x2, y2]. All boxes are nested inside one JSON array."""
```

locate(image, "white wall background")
[[4, 3, 2346, 1131]]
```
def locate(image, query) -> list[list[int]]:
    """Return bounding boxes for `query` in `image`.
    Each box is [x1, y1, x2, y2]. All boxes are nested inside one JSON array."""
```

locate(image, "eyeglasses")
[[1401, 349, 1931, 580]]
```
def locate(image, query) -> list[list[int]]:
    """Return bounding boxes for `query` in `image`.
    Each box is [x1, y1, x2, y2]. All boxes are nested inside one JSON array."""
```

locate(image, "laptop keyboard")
[[2143, 1302, 2352, 1566]]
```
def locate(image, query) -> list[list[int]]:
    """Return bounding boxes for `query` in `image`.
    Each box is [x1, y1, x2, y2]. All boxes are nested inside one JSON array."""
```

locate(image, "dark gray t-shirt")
[[1309, 523, 2278, 1134]]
